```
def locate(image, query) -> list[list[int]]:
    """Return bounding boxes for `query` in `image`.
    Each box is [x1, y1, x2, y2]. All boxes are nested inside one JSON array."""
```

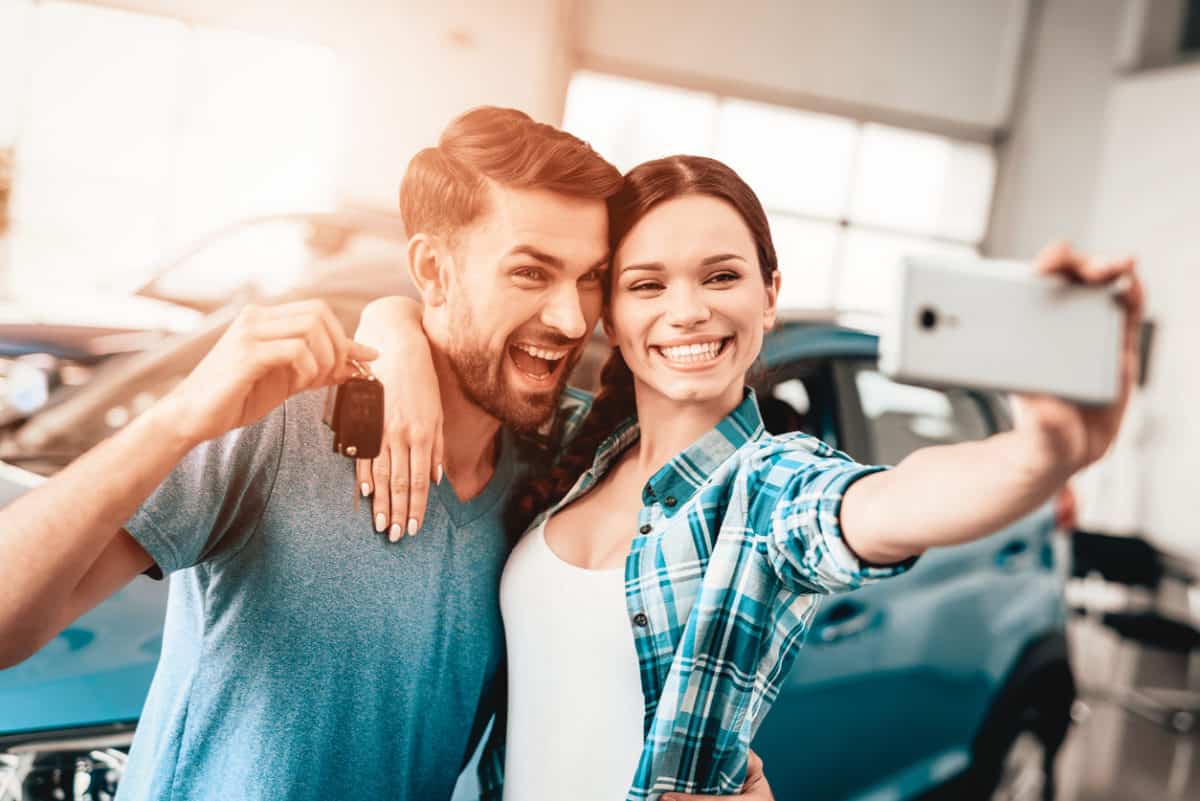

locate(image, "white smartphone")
[[879, 255, 1124, 405]]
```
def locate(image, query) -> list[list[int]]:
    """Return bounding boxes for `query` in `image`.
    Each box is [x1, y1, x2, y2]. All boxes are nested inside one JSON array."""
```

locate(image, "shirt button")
[[632, 612, 649, 627], [639, 524, 652, 534], [664, 496, 677, 507]]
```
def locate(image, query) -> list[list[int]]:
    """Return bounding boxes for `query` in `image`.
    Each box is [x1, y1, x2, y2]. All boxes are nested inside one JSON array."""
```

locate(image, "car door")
[[751, 356, 1021, 801]]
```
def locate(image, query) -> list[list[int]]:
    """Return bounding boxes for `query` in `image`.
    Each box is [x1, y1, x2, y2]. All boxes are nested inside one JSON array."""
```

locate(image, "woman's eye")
[[707, 271, 740, 285], [628, 281, 664, 292]]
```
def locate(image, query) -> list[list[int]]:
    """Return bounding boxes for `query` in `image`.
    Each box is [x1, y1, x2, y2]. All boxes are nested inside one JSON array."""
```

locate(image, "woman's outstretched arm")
[[840, 243, 1143, 566]]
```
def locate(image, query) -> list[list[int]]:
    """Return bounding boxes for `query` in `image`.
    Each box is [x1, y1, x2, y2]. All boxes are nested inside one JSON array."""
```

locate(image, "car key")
[[322, 361, 384, 461]]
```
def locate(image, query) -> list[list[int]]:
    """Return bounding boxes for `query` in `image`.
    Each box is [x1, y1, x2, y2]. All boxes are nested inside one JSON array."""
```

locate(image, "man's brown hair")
[[399, 106, 622, 241]]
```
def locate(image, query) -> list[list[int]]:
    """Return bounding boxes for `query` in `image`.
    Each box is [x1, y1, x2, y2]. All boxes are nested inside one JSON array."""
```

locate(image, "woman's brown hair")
[[506, 155, 779, 540]]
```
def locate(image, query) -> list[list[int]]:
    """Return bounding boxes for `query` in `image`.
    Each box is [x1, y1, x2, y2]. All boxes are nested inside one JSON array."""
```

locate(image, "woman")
[[360, 156, 1140, 801]]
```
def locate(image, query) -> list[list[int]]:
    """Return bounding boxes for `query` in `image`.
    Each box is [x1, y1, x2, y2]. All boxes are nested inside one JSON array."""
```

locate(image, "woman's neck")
[[627, 381, 745, 477]]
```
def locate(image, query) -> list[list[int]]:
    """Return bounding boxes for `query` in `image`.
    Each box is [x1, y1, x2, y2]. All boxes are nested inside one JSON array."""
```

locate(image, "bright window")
[[6, 1, 338, 296], [563, 71, 996, 315]]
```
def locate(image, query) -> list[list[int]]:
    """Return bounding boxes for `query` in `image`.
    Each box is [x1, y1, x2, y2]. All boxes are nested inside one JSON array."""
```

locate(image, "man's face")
[[442, 183, 609, 432]]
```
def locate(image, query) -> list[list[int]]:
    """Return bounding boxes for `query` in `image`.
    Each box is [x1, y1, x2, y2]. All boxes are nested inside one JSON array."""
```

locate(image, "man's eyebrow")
[[620, 254, 747, 274], [507, 245, 564, 269]]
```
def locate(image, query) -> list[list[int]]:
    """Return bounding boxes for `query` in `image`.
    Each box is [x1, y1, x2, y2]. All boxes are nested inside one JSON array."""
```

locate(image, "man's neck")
[[431, 346, 503, 497]]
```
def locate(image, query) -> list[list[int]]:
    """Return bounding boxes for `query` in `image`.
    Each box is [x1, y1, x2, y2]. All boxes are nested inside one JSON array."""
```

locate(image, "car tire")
[[964, 664, 1074, 801]]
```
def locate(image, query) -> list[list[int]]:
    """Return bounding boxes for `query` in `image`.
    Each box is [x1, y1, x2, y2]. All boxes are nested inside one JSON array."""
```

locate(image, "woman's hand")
[[352, 297, 444, 542], [1010, 241, 1145, 475], [662, 748, 774, 801]]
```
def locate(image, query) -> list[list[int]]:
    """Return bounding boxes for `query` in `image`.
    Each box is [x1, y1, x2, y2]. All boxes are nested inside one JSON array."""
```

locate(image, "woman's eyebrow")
[[621, 253, 748, 274], [620, 262, 665, 274], [700, 253, 748, 266]]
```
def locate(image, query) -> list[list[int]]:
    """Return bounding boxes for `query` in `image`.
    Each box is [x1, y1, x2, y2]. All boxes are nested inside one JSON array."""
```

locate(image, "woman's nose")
[[665, 286, 711, 327]]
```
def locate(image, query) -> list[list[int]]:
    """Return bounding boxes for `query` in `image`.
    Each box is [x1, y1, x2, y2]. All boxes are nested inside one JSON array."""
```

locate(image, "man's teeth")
[[514, 344, 566, 362], [658, 340, 725, 363]]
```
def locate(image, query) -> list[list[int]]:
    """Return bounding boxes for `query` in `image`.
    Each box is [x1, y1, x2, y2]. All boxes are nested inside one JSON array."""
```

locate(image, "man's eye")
[[580, 269, 604, 284], [513, 267, 546, 282]]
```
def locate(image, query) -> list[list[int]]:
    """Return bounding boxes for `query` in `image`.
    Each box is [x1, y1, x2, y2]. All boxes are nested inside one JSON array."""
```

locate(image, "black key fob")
[[322, 375, 384, 460]]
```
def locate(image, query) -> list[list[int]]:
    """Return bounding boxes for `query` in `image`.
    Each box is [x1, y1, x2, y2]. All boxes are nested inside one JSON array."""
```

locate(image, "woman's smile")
[[650, 336, 734, 370]]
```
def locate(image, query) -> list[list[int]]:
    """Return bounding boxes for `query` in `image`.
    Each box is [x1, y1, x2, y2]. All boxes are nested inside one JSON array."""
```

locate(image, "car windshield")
[[139, 215, 405, 310]]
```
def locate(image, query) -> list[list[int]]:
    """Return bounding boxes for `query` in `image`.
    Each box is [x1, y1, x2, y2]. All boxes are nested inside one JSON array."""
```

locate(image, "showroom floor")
[[1056, 613, 1199, 800]]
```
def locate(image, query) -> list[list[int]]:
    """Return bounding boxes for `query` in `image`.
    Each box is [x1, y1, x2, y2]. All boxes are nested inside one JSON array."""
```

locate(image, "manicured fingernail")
[[389, 523, 403, 542], [360, 482, 371, 497], [436, 464, 443, 484], [375, 512, 386, 532], [408, 517, 418, 537]]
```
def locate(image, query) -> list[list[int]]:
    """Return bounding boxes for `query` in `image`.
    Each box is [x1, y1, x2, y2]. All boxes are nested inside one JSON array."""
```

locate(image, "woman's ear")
[[763, 270, 782, 331], [406, 234, 450, 307]]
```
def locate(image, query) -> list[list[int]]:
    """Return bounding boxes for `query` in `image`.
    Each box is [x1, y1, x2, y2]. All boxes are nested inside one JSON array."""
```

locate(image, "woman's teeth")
[[656, 339, 727, 364]]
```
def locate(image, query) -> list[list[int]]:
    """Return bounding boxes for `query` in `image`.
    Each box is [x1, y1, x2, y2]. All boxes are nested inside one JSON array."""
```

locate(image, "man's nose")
[[540, 284, 588, 341], [666, 285, 711, 328]]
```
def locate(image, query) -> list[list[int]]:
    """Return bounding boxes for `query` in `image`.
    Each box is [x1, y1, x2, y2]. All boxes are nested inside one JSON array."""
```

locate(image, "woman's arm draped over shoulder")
[[352, 296, 445, 540]]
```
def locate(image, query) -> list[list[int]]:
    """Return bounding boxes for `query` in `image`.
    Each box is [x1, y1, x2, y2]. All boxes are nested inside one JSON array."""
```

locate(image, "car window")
[[852, 366, 991, 465], [760, 378, 816, 436], [755, 360, 840, 445]]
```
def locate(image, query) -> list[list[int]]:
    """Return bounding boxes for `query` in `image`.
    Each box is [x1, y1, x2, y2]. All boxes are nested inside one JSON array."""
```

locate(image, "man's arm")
[[840, 244, 1143, 565], [0, 300, 376, 669], [0, 410, 181, 666]]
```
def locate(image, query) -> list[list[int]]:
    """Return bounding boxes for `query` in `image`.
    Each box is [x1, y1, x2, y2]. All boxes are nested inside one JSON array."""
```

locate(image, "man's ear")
[[763, 270, 782, 331], [406, 233, 450, 306]]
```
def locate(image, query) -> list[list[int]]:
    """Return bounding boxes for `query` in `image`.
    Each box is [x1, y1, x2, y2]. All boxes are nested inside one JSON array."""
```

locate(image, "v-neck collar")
[[434, 427, 517, 527]]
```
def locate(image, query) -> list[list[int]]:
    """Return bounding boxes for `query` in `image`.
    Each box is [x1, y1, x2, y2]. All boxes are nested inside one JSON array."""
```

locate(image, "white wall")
[[81, 0, 572, 207], [986, 0, 1200, 559], [573, 0, 1030, 137], [1079, 65, 1200, 559], [985, 0, 1129, 259]]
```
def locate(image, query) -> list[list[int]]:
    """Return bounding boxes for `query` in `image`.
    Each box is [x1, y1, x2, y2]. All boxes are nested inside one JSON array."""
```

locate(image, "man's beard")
[[446, 305, 575, 434]]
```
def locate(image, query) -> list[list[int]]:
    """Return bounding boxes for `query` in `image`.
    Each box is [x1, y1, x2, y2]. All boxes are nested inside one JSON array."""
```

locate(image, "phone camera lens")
[[918, 307, 939, 331]]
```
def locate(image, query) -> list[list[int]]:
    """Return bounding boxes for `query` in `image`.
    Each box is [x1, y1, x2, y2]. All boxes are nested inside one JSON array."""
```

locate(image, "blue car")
[[0, 318, 1074, 801]]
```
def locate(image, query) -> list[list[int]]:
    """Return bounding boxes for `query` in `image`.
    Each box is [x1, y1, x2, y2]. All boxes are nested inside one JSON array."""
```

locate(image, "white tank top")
[[499, 519, 645, 801]]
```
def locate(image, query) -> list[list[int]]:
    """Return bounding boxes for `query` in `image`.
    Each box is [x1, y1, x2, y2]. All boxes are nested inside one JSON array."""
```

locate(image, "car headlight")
[[0, 728, 132, 801]]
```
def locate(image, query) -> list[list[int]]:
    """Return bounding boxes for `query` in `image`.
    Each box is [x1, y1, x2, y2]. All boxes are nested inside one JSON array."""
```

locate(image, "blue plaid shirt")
[[480, 388, 916, 800]]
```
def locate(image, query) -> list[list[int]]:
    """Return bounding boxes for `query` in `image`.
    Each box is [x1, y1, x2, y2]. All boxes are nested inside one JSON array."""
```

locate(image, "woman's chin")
[[647, 375, 743, 406]]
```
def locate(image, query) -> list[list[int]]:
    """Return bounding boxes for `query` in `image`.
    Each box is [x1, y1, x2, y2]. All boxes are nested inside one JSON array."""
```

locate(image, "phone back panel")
[[879, 256, 1123, 405]]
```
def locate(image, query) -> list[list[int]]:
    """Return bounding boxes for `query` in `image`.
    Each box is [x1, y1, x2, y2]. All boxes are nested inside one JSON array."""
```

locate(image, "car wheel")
[[986, 726, 1052, 801], [971, 664, 1072, 801]]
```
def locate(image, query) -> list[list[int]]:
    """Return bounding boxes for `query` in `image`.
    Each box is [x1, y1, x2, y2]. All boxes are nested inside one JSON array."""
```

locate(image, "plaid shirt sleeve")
[[747, 432, 917, 593]]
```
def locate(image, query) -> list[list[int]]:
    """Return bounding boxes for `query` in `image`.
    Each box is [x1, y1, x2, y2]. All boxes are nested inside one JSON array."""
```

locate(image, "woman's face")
[[608, 193, 779, 407]]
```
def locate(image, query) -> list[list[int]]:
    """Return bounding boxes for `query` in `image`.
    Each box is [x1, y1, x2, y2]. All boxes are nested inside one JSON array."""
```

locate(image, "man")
[[0, 107, 772, 800]]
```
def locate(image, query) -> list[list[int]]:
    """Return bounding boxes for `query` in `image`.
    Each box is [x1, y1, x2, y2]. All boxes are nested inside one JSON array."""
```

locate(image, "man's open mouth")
[[508, 342, 572, 381], [651, 336, 733, 367]]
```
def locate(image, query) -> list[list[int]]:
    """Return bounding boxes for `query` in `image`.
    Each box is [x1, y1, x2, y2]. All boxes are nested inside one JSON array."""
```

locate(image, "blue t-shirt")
[[118, 389, 515, 801]]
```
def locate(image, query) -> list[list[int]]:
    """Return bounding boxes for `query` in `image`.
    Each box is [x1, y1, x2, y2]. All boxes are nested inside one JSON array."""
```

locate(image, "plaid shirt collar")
[[587, 388, 766, 518]]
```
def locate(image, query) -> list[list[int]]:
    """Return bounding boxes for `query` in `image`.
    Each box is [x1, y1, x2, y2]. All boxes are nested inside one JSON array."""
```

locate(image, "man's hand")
[[662, 749, 774, 801], [161, 299, 377, 448], [1011, 241, 1145, 475], [352, 296, 445, 541]]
